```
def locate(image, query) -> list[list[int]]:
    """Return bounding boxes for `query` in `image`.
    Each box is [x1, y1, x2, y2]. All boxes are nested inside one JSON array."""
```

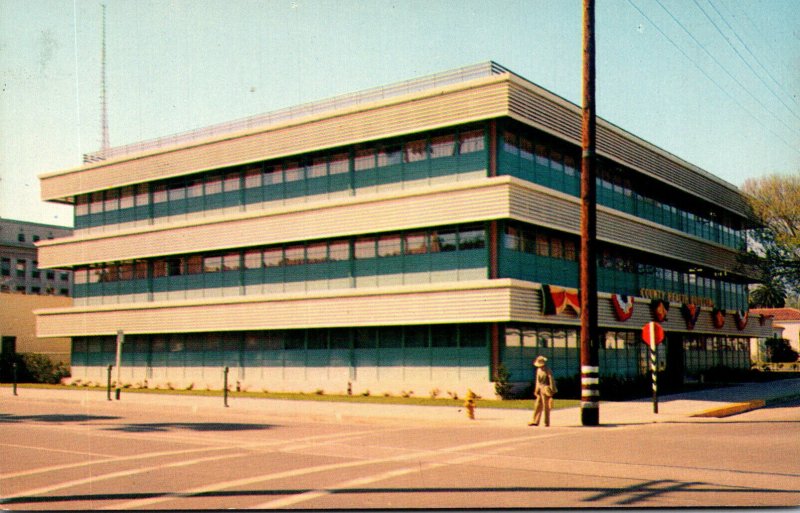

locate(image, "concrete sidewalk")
[[3, 378, 799, 428]]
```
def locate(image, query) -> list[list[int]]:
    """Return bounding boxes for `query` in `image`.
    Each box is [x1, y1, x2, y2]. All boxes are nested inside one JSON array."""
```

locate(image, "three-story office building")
[[36, 63, 771, 395]]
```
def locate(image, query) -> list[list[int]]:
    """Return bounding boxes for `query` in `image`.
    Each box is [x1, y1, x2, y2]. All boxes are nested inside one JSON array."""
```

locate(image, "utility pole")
[[580, 0, 600, 426]]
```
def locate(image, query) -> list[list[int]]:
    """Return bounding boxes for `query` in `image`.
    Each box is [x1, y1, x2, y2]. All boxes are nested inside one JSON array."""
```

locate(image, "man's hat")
[[534, 356, 547, 367]]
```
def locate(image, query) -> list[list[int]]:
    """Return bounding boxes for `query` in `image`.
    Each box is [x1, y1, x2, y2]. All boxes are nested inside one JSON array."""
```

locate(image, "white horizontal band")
[[582, 377, 600, 385], [581, 366, 599, 374], [581, 389, 600, 397], [581, 401, 599, 409]]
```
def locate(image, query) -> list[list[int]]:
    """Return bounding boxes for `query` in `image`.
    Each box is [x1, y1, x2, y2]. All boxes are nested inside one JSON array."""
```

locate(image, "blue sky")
[[1, 0, 798, 226]]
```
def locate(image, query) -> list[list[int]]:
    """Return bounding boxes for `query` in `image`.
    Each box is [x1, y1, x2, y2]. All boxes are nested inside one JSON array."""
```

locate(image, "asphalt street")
[[1, 386, 798, 509]]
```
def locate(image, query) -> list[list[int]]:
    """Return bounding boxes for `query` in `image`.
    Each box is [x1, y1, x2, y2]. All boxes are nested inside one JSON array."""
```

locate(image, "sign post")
[[642, 322, 664, 414]]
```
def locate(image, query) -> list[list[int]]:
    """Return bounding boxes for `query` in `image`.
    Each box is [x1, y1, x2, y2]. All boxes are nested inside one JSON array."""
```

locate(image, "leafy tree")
[[764, 337, 799, 363], [741, 174, 800, 298]]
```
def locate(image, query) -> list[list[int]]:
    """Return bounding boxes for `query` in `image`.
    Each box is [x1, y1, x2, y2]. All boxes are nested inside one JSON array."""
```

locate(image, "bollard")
[[107, 364, 113, 401], [223, 366, 229, 408], [12, 362, 18, 396]]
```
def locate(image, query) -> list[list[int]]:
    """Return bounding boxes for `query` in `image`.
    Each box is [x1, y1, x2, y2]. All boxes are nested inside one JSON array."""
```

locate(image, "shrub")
[[765, 337, 799, 363], [10, 353, 70, 384], [493, 363, 513, 399]]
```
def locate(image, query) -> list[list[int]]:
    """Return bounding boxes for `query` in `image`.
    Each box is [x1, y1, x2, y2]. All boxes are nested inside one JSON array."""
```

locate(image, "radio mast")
[[100, 3, 109, 155]]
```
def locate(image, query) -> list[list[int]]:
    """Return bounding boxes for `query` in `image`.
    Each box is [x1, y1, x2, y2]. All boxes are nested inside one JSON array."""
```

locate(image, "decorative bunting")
[[680, 303, 701, 330], [541, 284, 581, 315], [611, 294, 634, 322], [735, 310, 749, 330], [650, 299, 670, 322], [711, 308, 726, 329]]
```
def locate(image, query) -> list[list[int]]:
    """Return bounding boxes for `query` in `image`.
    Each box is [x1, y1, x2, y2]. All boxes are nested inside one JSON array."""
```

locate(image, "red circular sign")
[[642, 322, 665, 345]]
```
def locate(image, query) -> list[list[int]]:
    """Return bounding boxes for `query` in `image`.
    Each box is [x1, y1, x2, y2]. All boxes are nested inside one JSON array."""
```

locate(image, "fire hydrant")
[[464, 389, 477, 420]]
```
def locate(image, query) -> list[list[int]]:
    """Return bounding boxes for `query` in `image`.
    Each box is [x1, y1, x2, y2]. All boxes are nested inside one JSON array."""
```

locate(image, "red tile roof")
[[750, 308, 800, 321]]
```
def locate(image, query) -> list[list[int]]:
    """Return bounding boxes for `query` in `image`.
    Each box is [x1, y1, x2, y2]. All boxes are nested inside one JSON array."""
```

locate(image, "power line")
[[694, 0, 800, 124], [625, 0, 799, 156], [653, 0, 799, 137], [710, 0, 800, 110]]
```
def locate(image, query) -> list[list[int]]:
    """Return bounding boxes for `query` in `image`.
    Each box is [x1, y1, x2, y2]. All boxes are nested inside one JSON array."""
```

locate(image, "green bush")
[[765, 337, 799, 363], [13, 353, 71, 384], [493, 363, 513, 399]]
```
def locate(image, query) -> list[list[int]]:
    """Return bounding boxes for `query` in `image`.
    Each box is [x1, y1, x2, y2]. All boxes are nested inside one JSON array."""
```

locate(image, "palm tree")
[[749, 279, 786, 308]]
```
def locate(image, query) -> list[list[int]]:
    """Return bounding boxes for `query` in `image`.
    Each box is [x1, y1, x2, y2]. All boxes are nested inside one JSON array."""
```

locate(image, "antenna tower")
[[100, 3, 109, 154]]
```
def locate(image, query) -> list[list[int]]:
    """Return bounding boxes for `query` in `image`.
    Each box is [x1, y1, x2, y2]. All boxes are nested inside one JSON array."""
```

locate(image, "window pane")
[[460, 129, 484, 154], [404, 139, 427, 163], [264, 165, 283, 185], [224, 171, 241, 191], [90, 192, 104, 213], [502, 131, 518, 154], [244, 166, 262, 188], [520, 136, 534, 160], [535, 143, 549, 167], [75, 195, 89, 216], [203, 256, 222, 273], [135, 261, 148, 279], [459, 227, 485, 250], [431, 230, 457, 252], [536, 233, 549, 257], [284, 246, 305, 266], [328, 240, 350, 261], [404, 232, 427, 255], [263, 248, 282, 267], [430, 135, 455, 158], [377, 145, 401, 167], [564, 240, 576, 261], [354, 149, 375, 171], [355, 238, 376, 259], [187, 255, 203, 274], [187, 178, 204, 198], [308, 157, 327, 179], [152, 184, 168, 204], [244, 249, 262, 269], [205, 174, 223, 195], [378, 235, 402, 257], [285, 162, 303, 182], [74, 268, 88, 284], [167, 258, 183, 276], [306, 242, 328, 263], [152, 259, 167, 278], [118, 262, 133, 280], [167, 181, 186, 201], [329, 153, 349, 175], [135, 184, 150, 206], [104, 189, 120, 211], [119, 186, 134, 209], [551, 238, 563, 259], [222, 252, 240, 271]]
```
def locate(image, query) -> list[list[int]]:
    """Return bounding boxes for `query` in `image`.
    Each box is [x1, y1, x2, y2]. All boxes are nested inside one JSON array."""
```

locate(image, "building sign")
[[639, 288, 714, 308]]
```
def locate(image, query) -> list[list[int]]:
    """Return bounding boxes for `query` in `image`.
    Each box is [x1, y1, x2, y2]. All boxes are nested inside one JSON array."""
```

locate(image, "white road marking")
[[0, 426, 394, 480], [0, 442, 114, 459], [107, 433, 547, 510], [1, 452, 248, 503]]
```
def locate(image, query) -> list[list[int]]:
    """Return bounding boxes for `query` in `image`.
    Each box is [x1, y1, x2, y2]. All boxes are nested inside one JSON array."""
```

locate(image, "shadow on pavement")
[[2, 480, 797, 507], [0, 413, 120, 423], [105, 422, 273, 433]]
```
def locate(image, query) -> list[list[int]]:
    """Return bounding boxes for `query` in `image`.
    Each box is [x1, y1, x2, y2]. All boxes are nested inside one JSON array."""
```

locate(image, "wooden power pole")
[[580, 0, 600, 426]]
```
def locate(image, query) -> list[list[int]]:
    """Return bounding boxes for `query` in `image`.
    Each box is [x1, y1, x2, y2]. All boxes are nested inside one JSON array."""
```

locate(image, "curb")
[[691, 400, 765, 418]]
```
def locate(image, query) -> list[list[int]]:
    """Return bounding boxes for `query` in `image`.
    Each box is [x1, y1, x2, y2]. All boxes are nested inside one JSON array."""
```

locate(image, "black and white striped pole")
[[642, 321, 664, 414]]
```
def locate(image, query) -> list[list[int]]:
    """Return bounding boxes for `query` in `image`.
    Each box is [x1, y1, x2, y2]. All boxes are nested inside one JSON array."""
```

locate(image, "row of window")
[[72, 324, 489, 356], [500, 223, 747, 310], [0, 257, 70, 281], [73, 224, 486, 285], [0, 285, 70, 296], [73, 127, 486, 222], [500, 125, 745, 250]]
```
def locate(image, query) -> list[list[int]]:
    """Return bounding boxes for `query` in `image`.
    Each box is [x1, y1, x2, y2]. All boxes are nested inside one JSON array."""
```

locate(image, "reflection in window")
[[355, 238, 376, 259], [329, 154, 349, 175], [203, 256, 222, 273], [430, 135, 454, 158], [459, 227, 485, 250], [263, 248, 282, 267], [205, 174, 223, 195], [355, 149, 375, 171], [377, 146, 402, 167], [378, 235, 402, 257], [285, 163, 303, 182], [404, 232, 427, 255], [328, 241, 350, 261], [404, 139, 427, 163], [284, 246, 305, 266], [431, 230, 457, 252], [459, 130, 484, 154]]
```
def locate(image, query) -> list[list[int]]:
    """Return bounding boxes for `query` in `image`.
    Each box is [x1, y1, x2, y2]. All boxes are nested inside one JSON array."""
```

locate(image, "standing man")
[[529, 356, 557, 427]]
